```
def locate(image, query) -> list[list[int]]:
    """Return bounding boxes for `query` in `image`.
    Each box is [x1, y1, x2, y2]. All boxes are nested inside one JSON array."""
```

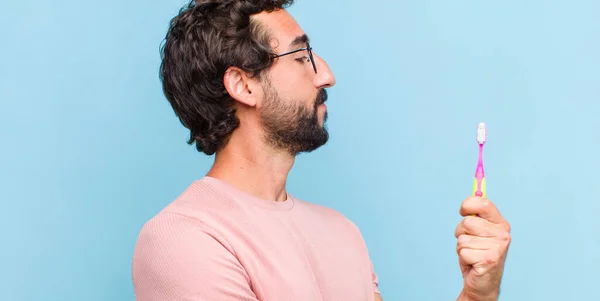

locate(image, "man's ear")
[[223, 67, 259, 107]]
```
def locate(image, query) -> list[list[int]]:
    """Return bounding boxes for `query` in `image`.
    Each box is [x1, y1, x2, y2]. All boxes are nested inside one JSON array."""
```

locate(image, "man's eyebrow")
[[289, 34, 309, 49]]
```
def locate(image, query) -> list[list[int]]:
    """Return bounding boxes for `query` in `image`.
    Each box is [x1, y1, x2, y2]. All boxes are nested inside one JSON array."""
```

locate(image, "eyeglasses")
[[271, 41, 317, 74]]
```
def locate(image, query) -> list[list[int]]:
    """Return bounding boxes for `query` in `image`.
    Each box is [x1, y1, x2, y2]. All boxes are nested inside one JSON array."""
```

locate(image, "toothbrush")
[[472, 122, 487, 198]]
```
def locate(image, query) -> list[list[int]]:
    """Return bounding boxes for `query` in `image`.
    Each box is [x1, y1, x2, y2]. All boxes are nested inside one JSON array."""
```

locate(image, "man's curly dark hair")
[[159, 0, 294, 155]]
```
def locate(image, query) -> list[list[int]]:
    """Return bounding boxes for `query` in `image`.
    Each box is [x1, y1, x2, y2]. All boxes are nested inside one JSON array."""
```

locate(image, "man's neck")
[[206, 138, 294, 203]]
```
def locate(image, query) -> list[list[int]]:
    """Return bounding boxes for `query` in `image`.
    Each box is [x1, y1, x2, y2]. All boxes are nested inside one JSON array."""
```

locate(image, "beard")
[[259, 79, 329, 156]]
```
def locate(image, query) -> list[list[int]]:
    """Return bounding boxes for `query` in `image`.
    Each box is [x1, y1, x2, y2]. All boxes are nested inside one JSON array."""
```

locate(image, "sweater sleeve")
[[132, 212, 259, 301]]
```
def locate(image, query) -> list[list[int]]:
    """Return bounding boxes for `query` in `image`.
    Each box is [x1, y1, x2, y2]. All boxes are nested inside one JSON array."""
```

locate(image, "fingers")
[[459, 196, 509, 229], [457, 235, 507, 269], [454, 215, 507, 238], [456, 196, 512, 266], [457, 237, 507, 267], [455, 196, 511, 297], [457, 235, 500, 252], [457, 248, 488, 267]]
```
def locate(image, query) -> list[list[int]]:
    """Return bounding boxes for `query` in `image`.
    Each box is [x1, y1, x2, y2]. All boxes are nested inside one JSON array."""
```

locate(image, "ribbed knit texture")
[[132, 176, 379, 301]]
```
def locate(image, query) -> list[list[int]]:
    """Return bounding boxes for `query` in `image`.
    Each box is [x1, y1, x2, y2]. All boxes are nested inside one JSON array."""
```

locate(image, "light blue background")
[[1, 0, 599, 300]]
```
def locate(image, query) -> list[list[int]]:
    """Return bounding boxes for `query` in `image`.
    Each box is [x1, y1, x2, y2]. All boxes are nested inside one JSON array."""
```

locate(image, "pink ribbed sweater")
[[132, 176, 380, 300]]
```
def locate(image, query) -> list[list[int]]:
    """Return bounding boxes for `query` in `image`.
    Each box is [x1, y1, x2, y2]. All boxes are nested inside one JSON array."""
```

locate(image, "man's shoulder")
[[157, 178, 247, 219], [133, 184, 239, 264], [135, 179, 245, 245], [294, 196, 341, 215], [293, 196, 363, 233]]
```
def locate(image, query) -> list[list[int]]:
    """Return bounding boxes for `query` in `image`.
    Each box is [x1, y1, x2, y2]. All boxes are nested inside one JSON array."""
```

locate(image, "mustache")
[[316, 89, 328, 105]]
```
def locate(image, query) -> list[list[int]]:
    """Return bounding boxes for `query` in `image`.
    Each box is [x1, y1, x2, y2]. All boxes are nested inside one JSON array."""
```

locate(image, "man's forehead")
[[253, 9, 307, 51]]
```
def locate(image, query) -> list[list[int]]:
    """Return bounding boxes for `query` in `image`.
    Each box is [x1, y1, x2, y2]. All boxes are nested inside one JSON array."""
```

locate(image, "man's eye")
[[295, 56, 310, 63]]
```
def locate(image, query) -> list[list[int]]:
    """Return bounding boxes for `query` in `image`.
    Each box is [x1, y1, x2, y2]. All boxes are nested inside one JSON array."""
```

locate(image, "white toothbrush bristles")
[[476, 122, 487, 145]]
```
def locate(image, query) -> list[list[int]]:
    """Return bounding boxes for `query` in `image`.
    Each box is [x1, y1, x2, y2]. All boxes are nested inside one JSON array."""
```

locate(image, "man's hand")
[[454, 196, 511, 301]]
